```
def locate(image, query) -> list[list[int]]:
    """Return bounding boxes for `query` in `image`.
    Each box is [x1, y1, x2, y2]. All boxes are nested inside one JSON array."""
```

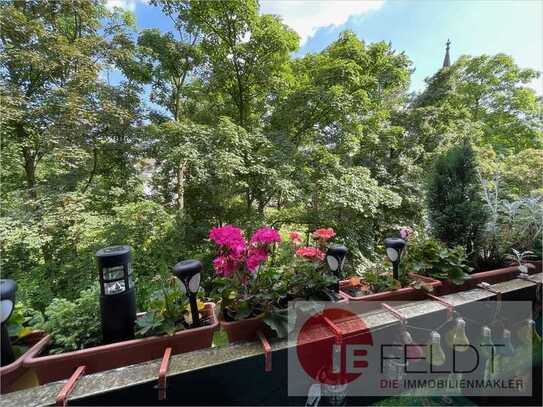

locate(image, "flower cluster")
[[295, 246, 325, 261], [399, 227, 413, 240], [250, 227, 281, 245], [288, 231, 302, 242], [295, 227, 336, 263], [209, 225, 281, 277], [313, 228, 336, 240]]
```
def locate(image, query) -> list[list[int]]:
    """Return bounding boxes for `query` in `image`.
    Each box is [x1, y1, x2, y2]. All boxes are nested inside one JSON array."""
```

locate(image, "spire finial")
[[442, 39, 451, 68]]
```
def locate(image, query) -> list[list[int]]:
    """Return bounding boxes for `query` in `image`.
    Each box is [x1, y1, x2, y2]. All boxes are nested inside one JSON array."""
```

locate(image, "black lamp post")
[[173, 260, 202, 328], [1, 279, 17, 367], [384, 237, 406, 281], [326, 244, 348, 292], [96, 245, 136, 343]]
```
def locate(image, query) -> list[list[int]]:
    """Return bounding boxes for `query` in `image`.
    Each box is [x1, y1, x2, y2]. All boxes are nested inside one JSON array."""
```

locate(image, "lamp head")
[[326, 244, 348, 274], [384, 237, 406, 263], [173, 260, 202, 294], [96, 245, 133, 296], [0, 279, 17, 324]]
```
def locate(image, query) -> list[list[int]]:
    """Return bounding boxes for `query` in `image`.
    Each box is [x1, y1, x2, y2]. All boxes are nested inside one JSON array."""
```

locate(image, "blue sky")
[[108, 0, 543, 94]]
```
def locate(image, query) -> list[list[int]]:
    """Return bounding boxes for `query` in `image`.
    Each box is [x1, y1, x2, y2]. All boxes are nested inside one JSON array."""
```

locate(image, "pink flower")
[[246, 248, 268, 272], [209, 225, 246, 251], [312, 228, 336, 240], [250, 227, 281, 245], [288, 231, 302, 242], [399, 227, 412, 239], [213, 255, 239, 278], [296, 246, 325, 261]]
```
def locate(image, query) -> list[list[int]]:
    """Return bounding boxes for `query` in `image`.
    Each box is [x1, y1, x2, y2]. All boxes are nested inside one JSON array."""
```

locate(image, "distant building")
[[442, 39, 451, 68]]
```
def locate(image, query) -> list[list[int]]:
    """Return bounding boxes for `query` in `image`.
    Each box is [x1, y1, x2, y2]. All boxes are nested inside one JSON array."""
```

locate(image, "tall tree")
[[413, 54, 542, 153], [427, 142, 489, 257], [171, 0, 299, 130], [0, 0, 135, 199]]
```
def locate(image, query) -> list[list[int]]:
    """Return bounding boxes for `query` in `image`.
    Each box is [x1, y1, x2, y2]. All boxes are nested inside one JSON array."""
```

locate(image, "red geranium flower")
[[312, 228, 336, 240], [288, 231, 302, 242], [296, 246, 325, 261]]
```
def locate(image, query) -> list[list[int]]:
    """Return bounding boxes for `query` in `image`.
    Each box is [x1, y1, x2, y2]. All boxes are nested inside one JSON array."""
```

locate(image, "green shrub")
[[42, 285, 101, 353], [427, 142, 488, 258], [403, 234, 472, 284], [6, 303, 44, 357]]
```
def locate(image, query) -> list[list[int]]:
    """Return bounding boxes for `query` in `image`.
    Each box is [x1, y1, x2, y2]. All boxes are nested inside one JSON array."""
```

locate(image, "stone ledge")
[[2, 273, 540, 407]]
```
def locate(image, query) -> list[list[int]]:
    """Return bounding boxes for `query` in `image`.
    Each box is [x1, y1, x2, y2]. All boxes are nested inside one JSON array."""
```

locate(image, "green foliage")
[[135, 275, 195, 337], [427, 143, 489, 259], [1, 0, 540, 326], [7, 302, 44, 358], [277, 258, 338, 301], [403, 234, 472, 284], [42, 285, 101, 354], [479, 175, 543, 268], [414, 54, 542, 154], [7, 303, 44, 338]]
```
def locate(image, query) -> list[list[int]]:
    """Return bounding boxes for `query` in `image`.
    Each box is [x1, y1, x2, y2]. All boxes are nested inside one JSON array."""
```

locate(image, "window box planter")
[[0, 331, 45, 394], [23, 303, 218, 385], [219, 293, 349, 343], [339, 273, 441, 302], [438, 264, 535, 295]]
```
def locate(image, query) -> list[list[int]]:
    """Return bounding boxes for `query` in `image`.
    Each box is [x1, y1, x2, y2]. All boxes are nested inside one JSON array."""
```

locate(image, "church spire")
[[442, 39, 451, 68]]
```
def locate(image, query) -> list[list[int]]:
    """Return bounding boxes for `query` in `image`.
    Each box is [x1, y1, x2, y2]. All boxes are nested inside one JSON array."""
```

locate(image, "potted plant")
[[24, 279, 218, 385], [211, 226, 347, 342], [402, 233, 536, 295], [400, 233, 472, 295], [506, 249, 538, 275], [340, 228, 441, 302], [0, 303, 45, 394]]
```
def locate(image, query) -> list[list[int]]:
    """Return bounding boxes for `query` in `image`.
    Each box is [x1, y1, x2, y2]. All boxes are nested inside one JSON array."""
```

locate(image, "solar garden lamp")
[[173, 260, 202, 328], [384, 237, 406, 281], [1, 279, 17, 366], [326, 244, 348, 292], [96, 245, 137, 343]]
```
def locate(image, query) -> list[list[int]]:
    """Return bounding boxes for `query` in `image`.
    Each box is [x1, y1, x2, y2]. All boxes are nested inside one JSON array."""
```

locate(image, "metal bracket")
[[518, 273, 541, 285], [381, 303, 407, 327], [56, 365, 86, 407], [477, 282, 502, 301], [477, 282, 503, 320], [426, 292, 455, 320], [257, 330, 272, 372], [321, 315, 345, 340], [157, 347, 172, 401]]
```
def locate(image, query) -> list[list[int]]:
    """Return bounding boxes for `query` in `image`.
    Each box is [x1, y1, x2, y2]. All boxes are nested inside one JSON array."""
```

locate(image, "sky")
[[107, 0, 543, 94]]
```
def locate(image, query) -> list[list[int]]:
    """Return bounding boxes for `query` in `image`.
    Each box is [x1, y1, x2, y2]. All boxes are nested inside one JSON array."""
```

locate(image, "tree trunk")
[[175, 162, 186, 215], [22, 146, 37, 199]]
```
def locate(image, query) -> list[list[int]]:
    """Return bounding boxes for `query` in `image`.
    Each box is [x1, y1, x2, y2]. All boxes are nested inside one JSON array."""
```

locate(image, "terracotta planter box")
[[340, 273, 441, 302], [0, 331, 45, 394], [438, 264, 534, 295], [220, 294, 349, 343], [23, 303, 218, 385], [220, 313, 269, 343]]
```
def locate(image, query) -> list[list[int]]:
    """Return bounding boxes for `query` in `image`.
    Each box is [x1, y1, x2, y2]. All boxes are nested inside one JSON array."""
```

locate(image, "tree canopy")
[[1, 0, 541, 310]]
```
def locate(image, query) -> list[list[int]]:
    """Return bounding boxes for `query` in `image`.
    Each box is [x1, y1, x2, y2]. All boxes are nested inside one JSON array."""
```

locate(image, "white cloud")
[[260, 0, 384, 44], [105, 0, 145, 12]]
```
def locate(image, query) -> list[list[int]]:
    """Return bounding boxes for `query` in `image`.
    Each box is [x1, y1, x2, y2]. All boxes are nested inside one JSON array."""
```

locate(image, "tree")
[[427, 142, 489, 259], [0, 0, 135, 199], [170, 0, 299, 130], [267, 31, 414, 258], [413, 54, 542, 153]]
